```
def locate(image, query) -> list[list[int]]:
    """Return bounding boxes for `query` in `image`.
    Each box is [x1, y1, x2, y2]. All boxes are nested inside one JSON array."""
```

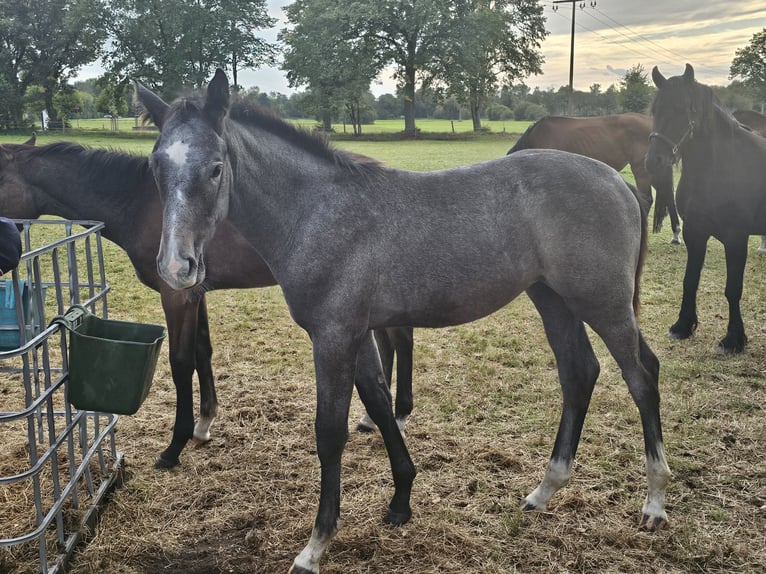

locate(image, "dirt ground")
[[2, 235, 766, 574]]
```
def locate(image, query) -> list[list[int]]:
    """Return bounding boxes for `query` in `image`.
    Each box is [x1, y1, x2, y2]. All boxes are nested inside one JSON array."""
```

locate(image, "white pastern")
[[291, 526, 336, 574], [642, 443, 671, 525], [357, 413, 377, 431], [165, 140, 190, 169], [523, 458, 572, 510], [193, 415, 215, 442]]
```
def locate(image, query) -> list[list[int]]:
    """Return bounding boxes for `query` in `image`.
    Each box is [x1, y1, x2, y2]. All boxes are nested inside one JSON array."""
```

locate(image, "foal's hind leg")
[[523, 283, 601, 511], [590, 313, 670, 530], [358, 327, 414, 436], [193, 297, 218, 442], [357, 328, 396, 433]]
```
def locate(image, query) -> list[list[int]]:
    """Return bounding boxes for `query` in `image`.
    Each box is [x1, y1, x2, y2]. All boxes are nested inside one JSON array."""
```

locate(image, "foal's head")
[[0, 134, 40, 219], [136, 70, 232, 290]]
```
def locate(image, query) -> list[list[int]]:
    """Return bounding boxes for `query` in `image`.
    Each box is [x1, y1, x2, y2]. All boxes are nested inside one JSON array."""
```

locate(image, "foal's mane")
[[24, 142, 150, 190], [171, 96, 384, 176]]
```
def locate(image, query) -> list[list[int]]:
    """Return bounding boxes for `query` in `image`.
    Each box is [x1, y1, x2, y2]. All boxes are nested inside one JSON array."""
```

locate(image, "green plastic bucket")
[[54, 306, 166, 415]]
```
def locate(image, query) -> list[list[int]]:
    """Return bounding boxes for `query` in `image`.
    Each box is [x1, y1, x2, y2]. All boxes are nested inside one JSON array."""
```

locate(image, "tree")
[[0, 0, 106, 125], [620, 64, 653, 113], [96, 81, 129, 129], [282, 0, 379, 134], [348, 0, 462, 133], [730, 28, 766, 107], [106, 0, 274, 98], [429, 0, 546, 131]]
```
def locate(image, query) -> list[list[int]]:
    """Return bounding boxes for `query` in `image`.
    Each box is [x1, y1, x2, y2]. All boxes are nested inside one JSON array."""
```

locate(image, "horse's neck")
[[28, 152, 155, 247], [226, 127, 349, 262]]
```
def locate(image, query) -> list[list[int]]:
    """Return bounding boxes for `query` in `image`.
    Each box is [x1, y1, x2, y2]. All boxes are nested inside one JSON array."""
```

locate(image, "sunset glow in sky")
[[75, 1, 766, 94]]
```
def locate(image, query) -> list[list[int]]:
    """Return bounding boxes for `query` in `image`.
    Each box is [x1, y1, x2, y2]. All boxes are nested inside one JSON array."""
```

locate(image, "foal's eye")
[[211, 164, 223, 179]]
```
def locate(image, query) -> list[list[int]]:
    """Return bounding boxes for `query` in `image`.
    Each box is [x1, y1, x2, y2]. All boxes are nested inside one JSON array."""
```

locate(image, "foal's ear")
[[204, 69, 230, 134], [24, 133, 36, 146], [683, 63, 695, 82], [135, 82, 170, 130], [651, 66, 666, 88]]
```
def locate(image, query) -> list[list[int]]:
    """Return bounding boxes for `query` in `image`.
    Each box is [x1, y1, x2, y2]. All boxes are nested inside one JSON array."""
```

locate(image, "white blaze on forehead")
[[164, 140, 190, 168]]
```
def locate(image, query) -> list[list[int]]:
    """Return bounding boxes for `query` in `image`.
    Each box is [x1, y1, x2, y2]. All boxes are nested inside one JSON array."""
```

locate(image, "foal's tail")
[[626, 181, 649, 317]]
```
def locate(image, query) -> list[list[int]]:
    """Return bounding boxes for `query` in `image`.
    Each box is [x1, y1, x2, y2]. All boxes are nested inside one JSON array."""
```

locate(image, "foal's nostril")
[[184, 256, 197, 277]]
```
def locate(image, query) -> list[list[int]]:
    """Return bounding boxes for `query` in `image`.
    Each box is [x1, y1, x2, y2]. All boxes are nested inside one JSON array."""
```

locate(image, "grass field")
[[0, 128, 764, 574], [22, 116, 532, 137]]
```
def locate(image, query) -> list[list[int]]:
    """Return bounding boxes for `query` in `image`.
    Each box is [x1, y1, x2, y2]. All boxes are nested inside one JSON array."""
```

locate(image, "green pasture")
[[16, 115, 532, 138], [2, 128, 764, 574]]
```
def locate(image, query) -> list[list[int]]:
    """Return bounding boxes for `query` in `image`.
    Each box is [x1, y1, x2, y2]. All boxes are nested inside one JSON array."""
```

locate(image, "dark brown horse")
[[508, 113, 681, 243], [0, 136, 414, 468], [646, 64, 766, 353]]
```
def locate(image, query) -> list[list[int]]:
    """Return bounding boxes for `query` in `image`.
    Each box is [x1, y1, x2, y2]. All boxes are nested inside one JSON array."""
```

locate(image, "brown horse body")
[[733, 109, 766, 137], [508, 113, 680, 243]]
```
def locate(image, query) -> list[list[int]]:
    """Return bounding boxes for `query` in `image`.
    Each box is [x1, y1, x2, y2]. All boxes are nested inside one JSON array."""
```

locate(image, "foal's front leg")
[[156, 290, 201, 468], [719, 236, 749, 353], [670, 225, 709, 340], [289, 330, 359, 574]]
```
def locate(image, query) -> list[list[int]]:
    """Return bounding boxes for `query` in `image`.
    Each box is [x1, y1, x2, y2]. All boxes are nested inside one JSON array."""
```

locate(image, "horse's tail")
[[507, 119, 541, 154], [626, 181, 649, 317]]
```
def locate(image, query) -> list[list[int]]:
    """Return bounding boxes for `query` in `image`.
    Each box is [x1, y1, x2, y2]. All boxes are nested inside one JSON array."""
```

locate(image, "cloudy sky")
[[75, 1, 766, 94], [238, 0, 766, 95]]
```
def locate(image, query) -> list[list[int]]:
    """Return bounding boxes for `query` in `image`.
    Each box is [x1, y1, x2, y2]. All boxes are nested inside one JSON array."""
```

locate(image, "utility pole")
[[552, 0, 596, 116]]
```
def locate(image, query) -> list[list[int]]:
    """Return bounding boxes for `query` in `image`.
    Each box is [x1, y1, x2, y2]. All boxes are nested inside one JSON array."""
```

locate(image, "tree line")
[[1, 1, 764, 132]]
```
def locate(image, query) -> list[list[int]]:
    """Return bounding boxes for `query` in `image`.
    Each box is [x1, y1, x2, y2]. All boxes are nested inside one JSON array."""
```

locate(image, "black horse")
[[646, 64, 766, 353]]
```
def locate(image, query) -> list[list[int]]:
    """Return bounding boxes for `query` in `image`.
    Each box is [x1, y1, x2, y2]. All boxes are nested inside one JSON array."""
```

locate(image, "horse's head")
[[0, 134, 41, 219], [136, 70, 232, 290], [646, 63, 714, 173]]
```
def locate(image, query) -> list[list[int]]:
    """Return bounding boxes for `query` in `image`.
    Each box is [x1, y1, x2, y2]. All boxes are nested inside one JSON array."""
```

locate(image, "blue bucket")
[[0, 280, 30, 351]]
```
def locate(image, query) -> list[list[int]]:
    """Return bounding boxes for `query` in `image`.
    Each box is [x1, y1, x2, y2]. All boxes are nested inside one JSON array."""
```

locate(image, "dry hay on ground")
[[3, 236, 766, 574]]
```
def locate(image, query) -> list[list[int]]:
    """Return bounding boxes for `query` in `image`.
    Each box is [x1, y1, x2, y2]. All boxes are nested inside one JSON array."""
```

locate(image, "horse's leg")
[[389, 327, 414, 433], [523, 283, 600, 511], [290, 331, 356, 574], [670, 224, 709, 340], [589, 315, 670, 530], [357, 328, 395, 433], [290, 331, 415, 574], [354, 331, 416, 523], [156, 289, 200, 469], [719, 235, 749, 353], [193, 296, 218, 442]]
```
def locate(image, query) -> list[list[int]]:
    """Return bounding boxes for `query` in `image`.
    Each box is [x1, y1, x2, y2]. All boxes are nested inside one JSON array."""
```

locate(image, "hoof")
[[639, 513, 668, 531], [356, 414, 377, 433], [385, 507, 412, 526], [288, 565, 316, 574], [154, 454, 180, 469], [717, 338, 746, 355], [670, 238, 681, 245], [191, 435, 212, 447], [668, 327, 693, 340]]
